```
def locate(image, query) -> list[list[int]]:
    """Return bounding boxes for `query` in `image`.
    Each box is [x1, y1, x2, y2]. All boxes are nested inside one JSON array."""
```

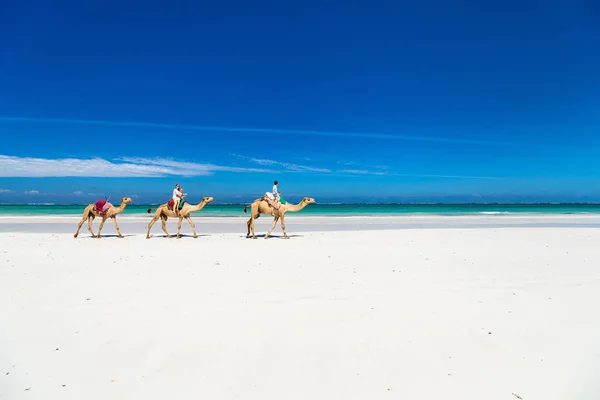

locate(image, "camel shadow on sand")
[[82, 234, 136, 239], [149, 234, 211, 239], [242, 234, 304, 239]]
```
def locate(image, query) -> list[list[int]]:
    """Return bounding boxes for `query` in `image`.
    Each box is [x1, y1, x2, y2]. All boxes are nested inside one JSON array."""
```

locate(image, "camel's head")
[[303, 197, 317, 204], [203, 197, 215, 204], [121, 197, 133, 204]]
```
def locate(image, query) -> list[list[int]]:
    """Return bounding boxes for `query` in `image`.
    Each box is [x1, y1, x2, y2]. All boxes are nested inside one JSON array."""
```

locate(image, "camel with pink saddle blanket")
[[73, 197, 133, 238]]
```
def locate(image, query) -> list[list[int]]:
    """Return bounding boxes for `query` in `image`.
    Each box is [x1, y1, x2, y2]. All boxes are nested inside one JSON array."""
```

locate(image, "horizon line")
[[2, 202, 600, 206], [0, 116, 507, 145]]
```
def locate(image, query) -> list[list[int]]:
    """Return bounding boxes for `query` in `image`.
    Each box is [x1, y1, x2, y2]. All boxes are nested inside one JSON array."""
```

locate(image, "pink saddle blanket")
[[94, 200, 113, 215]]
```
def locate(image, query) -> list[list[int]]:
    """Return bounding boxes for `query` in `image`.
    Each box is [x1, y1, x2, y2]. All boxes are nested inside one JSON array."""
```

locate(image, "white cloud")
[[0, 116, 504, 145], [116, 157, 272, 175], [392, 173, 505, 180], [232, 154, 331, 173], [72, 190, 85, 195], [0, 154, 504, 180], [336, 160, 358, 166], [0, 189, 12, 193], [0, 155, 272, 177], [336, 169, 503, 179], [337, 160, 391, 169], [234, 154, 502, 179], [337, 169, 388, 176], [250, 158, 331, 173], [24, 190, 39, 195]]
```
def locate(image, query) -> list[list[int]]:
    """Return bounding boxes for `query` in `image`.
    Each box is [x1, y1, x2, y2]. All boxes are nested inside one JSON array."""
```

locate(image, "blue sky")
[[1, 1, 599, 203]]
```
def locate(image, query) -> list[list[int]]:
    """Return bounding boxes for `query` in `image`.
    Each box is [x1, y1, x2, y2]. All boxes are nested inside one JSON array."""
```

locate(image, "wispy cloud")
[[331, 165, 504, 179], [333, 168, 505, 179], [24, 190, 40, 195], [72, 191, 85, 196], [386, 172, 505, 180], [0, 155, 272, 177], [336, 160, 390, 171], [0, 116, 504, 145], [234, 154, 503, 179], [336, 161, 359, 166], [116, 157, 273, 175], [233, 155, 331, 173], [0, 189, 13, 193], [0, 154, 505, 180], [336, 169, 388, 176]]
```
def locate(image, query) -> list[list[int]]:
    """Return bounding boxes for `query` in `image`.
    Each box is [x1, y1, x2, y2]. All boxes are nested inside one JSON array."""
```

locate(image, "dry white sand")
[[1, 222, 600, 399]]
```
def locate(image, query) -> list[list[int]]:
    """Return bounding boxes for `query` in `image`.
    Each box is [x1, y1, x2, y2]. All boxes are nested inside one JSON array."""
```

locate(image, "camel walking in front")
[[74, 197, 133, 238], [244, 197, 316, 239], [146, 197, 214, 239]]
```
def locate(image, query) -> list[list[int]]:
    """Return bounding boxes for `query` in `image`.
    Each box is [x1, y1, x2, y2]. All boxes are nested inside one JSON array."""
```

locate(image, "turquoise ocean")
[[1, 203, 600, 217]]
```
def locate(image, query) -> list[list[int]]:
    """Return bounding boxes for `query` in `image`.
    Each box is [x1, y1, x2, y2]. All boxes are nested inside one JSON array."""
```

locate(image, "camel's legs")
[[111, 216, 124, 238], [176, 217, 184, 238], [280, 213, 289, 239], [246, 217, 252, 237], [161, 216, 172, 238], [74, 214, 88, 238], [248, 212, 260, 239], [185, 216, 197, 238], [95, 217, 108, 238], [87, 216, 96, 237], [264, 215, 280, 239], [146, 215, 160, 239]]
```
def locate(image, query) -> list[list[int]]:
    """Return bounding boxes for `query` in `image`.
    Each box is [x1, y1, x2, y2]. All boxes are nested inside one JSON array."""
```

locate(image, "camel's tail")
[[147, 208, 155, 213], [244, 197, 266, 213]]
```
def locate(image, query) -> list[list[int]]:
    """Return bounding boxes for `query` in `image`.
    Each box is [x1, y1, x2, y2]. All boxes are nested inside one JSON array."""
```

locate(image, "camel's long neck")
[[116, 202, 127, 212], [192, 201, 208, 212], [286, 201, 308, 212]]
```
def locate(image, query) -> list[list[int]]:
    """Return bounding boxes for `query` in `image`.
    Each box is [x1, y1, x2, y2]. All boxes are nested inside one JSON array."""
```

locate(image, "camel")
[[74, 197, 133, 238], [146, 197, 214, 239], [244, 197, 316, 239]]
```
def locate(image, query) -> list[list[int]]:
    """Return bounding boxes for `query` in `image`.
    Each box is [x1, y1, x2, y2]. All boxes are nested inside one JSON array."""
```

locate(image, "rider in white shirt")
[[270, 180, 280, 209], [172, 184, 184, 215], [272, 181, 279, 200]]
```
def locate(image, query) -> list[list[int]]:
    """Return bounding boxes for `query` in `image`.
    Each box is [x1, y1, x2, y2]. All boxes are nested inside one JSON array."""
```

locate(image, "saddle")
[[263, 194, 286, 205], [94, 200, 112, 215], [167, 199, 186, 210]]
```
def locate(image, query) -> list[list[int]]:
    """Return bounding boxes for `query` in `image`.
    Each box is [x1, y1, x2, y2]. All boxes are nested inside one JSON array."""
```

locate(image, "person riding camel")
[[265, 180, 281, 210], [172, 184, 186, 215]]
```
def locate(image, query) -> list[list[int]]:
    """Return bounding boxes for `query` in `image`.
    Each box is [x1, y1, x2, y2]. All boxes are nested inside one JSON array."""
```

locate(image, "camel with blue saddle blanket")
[[74, 197, 133, 238], [146, 197, 215, 239]]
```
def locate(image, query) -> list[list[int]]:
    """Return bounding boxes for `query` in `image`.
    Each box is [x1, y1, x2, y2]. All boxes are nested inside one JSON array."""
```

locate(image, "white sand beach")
[[1, 216, 600, 399]]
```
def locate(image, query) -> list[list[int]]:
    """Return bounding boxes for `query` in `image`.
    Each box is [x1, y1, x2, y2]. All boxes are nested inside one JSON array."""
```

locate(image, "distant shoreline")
[[2, 202, 600, 218], [2, 202, 600, 206], [3, 213, 600, 220]]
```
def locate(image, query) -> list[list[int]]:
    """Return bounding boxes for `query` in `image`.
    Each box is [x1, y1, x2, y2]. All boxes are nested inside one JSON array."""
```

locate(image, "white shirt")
[[172, 188, 182, 200], [272, 185, 278, 196]]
